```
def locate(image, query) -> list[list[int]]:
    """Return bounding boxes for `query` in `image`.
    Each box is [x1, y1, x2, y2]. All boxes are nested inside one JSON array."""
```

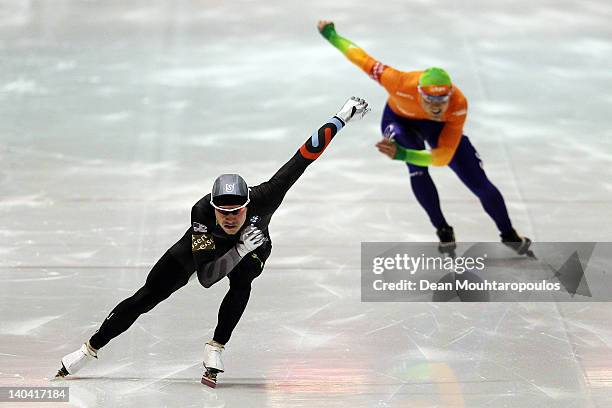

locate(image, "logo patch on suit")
[[193, 222, 208, 233], [249, 215, 260, 224], [192, 233, 215, 252]]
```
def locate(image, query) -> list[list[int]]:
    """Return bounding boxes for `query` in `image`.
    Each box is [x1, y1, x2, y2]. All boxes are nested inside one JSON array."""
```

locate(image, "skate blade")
[[438, 247, 457, 258], [519, 239, 537, 259], [54, 364, 69, 378], [201, 375, 217, 388], [201, 367, 220, 388], [438, 242, 457, 249]]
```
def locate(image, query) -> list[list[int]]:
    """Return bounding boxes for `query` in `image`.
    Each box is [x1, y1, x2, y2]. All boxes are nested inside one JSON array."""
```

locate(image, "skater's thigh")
[[382, 122, 426, 151], [381, 105, 426, 150], [448, 136, 487, 180], [144, 250, 191, 295], [228, 254, 266, 289], [381, 116, 430, 174], [410, 120, 445, 148]]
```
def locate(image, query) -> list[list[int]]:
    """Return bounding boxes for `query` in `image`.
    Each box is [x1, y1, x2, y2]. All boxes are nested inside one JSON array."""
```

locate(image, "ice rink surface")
[[1, 0, 612, 406]]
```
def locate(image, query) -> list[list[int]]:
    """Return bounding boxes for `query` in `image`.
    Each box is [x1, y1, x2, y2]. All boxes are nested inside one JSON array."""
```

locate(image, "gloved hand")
[[336, 96, 370, 124], [318, 20, 337, 39], [235, 225, 266, 258]]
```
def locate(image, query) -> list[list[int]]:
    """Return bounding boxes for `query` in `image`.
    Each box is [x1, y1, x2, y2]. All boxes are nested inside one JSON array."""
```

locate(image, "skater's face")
[[215, 205, 247, 235], [419, 95, 450, 117], [418, 85, 451, 118]]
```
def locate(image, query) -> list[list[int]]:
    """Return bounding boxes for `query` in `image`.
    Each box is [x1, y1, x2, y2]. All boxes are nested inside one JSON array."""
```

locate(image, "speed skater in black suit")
[[54, 97, 370, 387]]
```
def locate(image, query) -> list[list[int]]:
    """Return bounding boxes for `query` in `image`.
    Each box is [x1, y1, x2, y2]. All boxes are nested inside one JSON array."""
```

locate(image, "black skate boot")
[[436, 226, 457, 258], [501, 229, 536, 258]]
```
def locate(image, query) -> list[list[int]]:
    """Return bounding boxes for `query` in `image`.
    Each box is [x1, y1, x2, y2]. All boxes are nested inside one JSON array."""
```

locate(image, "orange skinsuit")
[[328, 33, 468, 166]]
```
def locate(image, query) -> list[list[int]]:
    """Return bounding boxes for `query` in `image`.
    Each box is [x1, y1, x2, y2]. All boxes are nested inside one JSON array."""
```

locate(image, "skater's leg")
[[448, 136, 513, 234], [405, 163, 450, 229], [89, 251, 190, 350], [212, 287, 250, 345], [212, 256, 264, 345], [202, 253, 267, 386], [381, 106, 450, 230]]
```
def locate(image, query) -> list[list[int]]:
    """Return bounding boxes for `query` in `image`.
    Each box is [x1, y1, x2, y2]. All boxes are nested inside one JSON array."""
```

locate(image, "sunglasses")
[[211, 200, 249, 216], [211, 189, 250, 215], [417, 85, 452, 103], [214, 207, 246, 216]]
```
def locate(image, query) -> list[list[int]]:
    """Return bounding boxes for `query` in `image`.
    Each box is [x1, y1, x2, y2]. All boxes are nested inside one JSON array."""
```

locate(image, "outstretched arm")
[[318, 20, 401, 90], [253, 97, 370, 214]]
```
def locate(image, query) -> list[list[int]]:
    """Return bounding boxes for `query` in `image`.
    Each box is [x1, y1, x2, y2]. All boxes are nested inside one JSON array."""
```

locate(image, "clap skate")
[[201, 340, 224, 388], [501, 229, 536, 258], [55, 342, 98, 378], [201, 368, 221, 388], [437, 226, 457, 258]]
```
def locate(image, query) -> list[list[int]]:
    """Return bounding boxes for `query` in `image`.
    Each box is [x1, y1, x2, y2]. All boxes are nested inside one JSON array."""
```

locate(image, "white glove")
[[335, 96, 370, 124], [235, 226, 266, 258]]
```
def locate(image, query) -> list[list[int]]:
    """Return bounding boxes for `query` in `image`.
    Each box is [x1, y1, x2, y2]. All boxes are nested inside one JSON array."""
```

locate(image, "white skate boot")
[[201, 340, 224, 388], [55, 342, 98, 378]]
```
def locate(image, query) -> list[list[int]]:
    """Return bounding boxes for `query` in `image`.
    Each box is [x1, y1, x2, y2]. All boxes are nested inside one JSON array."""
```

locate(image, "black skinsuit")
[[88, 116, 346, 350]]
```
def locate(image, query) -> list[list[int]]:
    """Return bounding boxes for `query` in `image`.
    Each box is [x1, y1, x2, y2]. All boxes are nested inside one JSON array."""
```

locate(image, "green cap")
[[419, 67, 452, 87]]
